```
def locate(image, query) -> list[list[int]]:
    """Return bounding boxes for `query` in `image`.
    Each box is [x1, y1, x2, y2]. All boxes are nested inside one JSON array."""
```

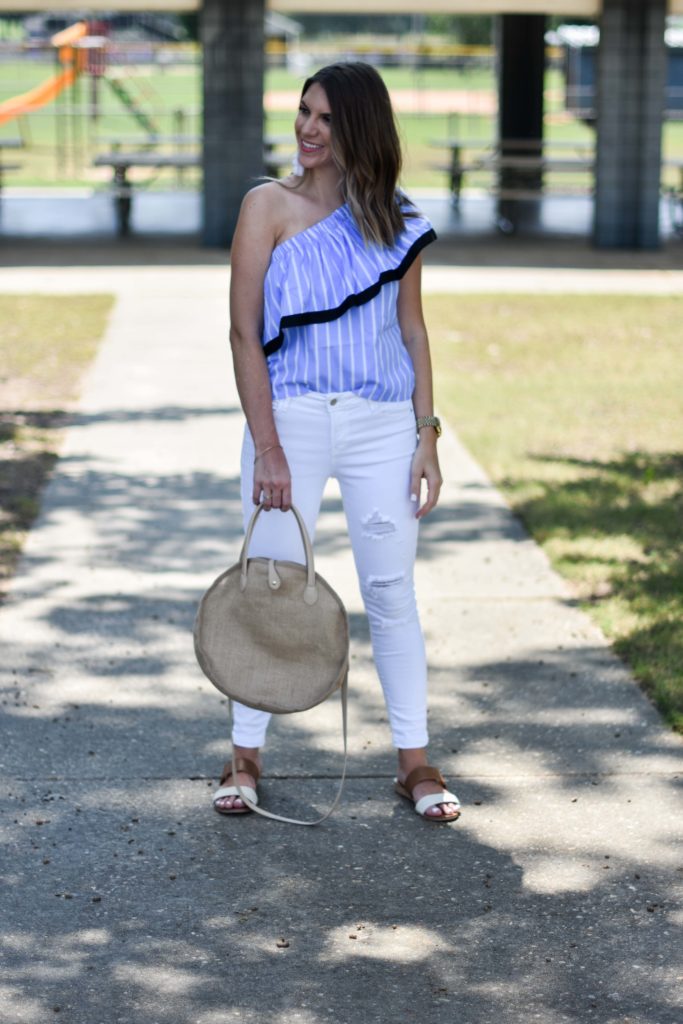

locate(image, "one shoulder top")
[[261, 200, 436, 403]]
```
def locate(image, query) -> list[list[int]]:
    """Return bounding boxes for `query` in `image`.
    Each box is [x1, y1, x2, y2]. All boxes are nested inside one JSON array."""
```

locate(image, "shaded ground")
[[0, 261, 681, 1023]]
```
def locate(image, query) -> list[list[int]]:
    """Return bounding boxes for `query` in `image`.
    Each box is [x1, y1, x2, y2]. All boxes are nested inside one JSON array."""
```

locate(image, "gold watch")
[[416, 416, 442, 438]]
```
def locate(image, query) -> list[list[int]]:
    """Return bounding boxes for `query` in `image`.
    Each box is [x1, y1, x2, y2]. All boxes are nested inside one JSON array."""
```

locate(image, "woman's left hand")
[[410, 433, 442, 519]]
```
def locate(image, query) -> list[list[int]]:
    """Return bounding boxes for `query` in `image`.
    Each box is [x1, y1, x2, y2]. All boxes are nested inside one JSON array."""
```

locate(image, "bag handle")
[[232, 501, 349, 824], [240, 503, 318, 605], [228, 674, 348, 826]]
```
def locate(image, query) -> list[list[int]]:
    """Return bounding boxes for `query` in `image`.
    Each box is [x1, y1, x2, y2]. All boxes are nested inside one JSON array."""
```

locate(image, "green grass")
[[426, 293, 683, 731], [4, 56, 681, 190], [0, 295, 114, 598]]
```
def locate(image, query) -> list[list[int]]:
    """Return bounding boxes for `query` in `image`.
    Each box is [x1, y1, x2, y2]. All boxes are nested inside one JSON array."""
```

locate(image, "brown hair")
[[298, 62, 412, 246]]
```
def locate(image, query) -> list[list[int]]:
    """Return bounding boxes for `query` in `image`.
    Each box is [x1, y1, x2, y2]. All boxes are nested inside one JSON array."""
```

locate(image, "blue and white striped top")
[[261, 199, 436, 402]]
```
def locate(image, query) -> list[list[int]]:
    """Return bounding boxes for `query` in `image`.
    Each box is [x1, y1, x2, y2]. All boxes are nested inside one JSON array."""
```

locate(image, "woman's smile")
[[294, 82, 333, 167]]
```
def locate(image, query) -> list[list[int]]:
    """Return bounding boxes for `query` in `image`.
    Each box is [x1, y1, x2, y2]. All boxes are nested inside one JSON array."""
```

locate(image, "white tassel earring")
[[291, 153, 304, 177]]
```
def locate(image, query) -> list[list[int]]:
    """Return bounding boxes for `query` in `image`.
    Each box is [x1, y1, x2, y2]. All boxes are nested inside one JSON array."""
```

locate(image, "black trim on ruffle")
[[262, 227, 437, 357]]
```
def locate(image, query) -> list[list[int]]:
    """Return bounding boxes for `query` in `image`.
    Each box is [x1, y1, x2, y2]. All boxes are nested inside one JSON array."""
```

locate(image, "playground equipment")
[[0, 19, 166, 179], [0, 21, 86, 127], [103, 74, 157, 136]]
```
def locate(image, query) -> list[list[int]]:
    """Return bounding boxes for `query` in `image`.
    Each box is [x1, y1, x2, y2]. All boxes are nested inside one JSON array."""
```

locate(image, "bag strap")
[[240, 503, 318, 604], [228, 673, 348, 826]]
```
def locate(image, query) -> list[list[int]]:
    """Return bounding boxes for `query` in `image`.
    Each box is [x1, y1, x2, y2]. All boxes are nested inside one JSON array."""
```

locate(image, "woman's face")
[[295, 82, 333, 171]]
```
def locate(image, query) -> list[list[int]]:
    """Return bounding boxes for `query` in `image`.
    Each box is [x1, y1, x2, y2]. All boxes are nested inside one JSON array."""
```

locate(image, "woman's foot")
[[396, 748, 460, 821], [213, 746, 261, 814]]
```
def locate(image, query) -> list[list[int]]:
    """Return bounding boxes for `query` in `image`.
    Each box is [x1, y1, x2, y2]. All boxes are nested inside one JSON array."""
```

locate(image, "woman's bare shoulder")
[[239, 179, 313, 248], [238, 182, 305, 251], [238, 181, 279, 218], [239, 180, 300, 222]]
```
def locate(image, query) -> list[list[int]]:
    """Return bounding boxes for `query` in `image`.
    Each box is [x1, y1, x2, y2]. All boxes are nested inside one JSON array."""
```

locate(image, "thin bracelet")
[[254, 443, 282, 462]]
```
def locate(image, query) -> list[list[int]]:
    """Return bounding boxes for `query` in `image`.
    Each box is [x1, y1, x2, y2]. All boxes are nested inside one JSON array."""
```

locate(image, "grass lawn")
[[0, 295, 114, 599], [426, 293, 683, 731], [3, 57, 682, 190]]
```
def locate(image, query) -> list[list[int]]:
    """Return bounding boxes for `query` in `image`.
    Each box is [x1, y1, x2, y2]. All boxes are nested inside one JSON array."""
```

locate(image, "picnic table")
[[93, 136, 295, 235], [430, 138, 683, 236], [93, 151, 200, 235], [428, 135, 599, 232], [95, 133, 293, 152], [96, 134, 200, 147], [429, 136, 595, 205]]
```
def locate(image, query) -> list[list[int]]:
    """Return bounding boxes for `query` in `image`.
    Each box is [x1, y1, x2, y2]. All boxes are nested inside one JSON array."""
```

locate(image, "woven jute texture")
[[194, 557, 349, 714]]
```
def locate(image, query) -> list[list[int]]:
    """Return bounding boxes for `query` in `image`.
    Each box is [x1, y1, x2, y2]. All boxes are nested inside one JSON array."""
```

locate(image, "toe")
[[216, 796, 240, 811], [425, 801, 459, 818]]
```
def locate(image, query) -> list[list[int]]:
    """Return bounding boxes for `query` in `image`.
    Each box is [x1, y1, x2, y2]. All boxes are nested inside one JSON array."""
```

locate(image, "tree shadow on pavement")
[[511, 449, 683, 728], [0, 437, 681, 1024]]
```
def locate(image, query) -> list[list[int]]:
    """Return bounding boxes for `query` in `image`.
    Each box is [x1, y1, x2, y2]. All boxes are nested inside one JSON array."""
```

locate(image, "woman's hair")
[[297, 62, 411, 246]]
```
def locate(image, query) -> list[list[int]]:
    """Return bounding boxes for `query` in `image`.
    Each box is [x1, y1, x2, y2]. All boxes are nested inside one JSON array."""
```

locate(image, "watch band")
[[416, 415, 442, 438]]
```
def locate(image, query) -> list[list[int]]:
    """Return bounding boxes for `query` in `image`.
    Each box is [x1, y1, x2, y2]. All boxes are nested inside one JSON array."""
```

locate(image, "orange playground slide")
[[0, 21, 87, 127]]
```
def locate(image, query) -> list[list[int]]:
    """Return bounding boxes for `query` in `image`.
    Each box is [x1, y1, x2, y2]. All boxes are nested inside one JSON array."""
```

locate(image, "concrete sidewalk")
[[0, 261, 681, 1024]]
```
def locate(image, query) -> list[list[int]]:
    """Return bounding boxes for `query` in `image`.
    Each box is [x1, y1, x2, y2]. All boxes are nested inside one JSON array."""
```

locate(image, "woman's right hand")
[[252, 445, 292, 512]]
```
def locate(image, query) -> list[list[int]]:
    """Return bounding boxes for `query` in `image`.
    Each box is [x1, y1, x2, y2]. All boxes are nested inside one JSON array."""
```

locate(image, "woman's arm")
[[397, 255, 442, 519], [229, 185, 292, 511]]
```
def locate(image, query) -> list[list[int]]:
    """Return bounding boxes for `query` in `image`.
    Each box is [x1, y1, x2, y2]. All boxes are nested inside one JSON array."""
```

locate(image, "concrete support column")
[[593, 0, 667, 249], [201, 0, 265, 247], [496, 14, 546, 230]]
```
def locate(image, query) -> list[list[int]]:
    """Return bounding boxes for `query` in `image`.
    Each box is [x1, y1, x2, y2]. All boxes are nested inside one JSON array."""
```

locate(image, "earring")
[[291, 153, 304, 177]]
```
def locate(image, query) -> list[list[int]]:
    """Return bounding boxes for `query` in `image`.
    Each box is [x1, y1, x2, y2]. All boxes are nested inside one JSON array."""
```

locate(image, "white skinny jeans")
[[233, 391, 429, 750]]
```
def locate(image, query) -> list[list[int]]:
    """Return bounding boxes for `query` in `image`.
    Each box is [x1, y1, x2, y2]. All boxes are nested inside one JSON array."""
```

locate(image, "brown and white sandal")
[[213, 758, 260, 815], [394, 766, 461, 823]]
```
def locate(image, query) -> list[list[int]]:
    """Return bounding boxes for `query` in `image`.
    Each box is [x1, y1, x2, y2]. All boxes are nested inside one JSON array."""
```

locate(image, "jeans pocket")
[[368, 398, 415, 419]]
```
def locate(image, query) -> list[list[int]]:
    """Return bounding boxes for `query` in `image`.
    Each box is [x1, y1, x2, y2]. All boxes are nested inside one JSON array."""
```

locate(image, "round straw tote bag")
[[193, 503, 349, 825]]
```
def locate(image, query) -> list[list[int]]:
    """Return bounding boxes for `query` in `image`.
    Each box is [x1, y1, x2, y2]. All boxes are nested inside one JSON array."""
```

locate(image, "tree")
[[296, 15, 413, 36], [425, 15, 493, 45]]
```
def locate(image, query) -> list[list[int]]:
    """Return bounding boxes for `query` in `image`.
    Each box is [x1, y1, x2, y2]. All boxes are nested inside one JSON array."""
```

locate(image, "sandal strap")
[[213, 784, 259, 805], [415, 789, 460, 817], [403, 765, 445, 794], [219, 757, 260, 787]]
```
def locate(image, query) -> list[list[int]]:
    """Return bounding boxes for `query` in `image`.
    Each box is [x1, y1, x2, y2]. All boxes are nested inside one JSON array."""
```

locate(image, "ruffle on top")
[[262, 202, 436, 356]]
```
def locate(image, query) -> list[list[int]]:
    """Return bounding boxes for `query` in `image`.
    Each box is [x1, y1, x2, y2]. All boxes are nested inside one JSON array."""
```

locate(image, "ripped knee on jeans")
[[366, 572, 405, 589], [361, 509, 397, 540], [362, 571, 417, 630]]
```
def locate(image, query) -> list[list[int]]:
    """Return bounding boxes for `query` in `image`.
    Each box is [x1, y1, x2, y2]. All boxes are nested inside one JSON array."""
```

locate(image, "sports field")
[[2, 60, 682, 191]]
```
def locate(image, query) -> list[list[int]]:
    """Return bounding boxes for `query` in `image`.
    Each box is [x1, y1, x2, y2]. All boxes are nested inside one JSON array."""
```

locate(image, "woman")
[[214, 62, 460, 823]]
